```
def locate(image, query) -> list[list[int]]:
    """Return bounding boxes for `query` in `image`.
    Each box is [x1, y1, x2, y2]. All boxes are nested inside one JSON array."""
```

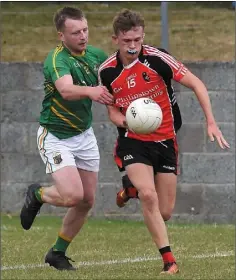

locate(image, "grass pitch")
[[1, 215, 235, 279], [1, 2, 234, 62]]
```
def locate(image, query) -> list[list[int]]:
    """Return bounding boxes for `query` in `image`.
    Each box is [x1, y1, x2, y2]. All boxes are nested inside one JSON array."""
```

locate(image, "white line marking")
[[1, 251, 234, 271]]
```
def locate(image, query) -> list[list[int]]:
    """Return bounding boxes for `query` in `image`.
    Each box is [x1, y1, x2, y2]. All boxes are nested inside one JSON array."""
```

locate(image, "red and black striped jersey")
[[98, 45, 187, 142]]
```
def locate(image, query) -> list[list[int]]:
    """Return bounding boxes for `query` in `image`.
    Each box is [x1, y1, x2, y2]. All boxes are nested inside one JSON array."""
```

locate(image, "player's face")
[[113, 26, 144, 65], [59, 18, 89, 54]]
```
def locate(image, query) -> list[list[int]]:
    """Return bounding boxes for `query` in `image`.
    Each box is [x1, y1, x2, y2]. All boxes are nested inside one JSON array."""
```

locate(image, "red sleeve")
[[172, 61, 188, 81]]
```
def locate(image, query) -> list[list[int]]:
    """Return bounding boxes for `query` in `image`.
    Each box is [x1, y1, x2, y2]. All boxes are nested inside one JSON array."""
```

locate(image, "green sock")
[[34, 187, 44, 203], [53, 234, 71, 253]]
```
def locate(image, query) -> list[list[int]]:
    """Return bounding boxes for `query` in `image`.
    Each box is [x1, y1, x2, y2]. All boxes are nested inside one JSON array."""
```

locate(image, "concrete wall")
[[1, 62, 235, 223]]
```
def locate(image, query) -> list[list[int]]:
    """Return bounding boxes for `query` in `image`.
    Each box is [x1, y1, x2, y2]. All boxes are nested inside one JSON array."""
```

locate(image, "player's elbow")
[[59, 88, 73, 100]]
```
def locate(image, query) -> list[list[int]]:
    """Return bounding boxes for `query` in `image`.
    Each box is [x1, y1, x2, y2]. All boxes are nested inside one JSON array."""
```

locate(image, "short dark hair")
[[54, 7, 85, 31], [113, 9, 145, 36]]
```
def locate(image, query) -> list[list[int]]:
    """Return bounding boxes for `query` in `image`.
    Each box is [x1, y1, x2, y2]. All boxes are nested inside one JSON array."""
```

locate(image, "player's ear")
[[112, 34, 118, 45], [143, 33, 145, 40], [58, 31, 64, 42]]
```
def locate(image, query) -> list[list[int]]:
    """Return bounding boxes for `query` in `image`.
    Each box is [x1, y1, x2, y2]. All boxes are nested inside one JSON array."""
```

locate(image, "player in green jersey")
[[20, 7, 113, 271]]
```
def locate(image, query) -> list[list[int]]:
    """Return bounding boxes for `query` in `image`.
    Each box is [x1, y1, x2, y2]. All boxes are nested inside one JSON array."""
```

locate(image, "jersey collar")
[[62, 43, 86, 57], [116, 46, 144, 68]]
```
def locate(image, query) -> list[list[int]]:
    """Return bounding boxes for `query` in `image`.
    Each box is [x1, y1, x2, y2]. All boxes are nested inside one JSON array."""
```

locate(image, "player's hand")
[[89, 86, 114, 105], [122, 120, 128, 129], [207, 122, 230, 149], [122, 120, 135, 132]]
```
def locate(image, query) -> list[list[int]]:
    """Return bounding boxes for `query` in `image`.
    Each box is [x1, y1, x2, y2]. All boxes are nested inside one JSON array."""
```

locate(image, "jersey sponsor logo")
[[115, 84, 163, 107], [124, 154, 134, 160], [126, 73, 137, 81], [74, 62, 81, 68], [93, 64, 99, 72], [53, 152, 62, 164], [144, 98, 155, 105], [142, 72, 150, 82], [113, 87, 122, 94], [162, 165, 175, 170], [83, 65, 90, 74]]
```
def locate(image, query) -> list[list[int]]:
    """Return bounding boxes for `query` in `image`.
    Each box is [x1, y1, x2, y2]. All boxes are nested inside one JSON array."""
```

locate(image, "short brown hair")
[[54, 7, 85, 31], [113, 9, 145, 35]]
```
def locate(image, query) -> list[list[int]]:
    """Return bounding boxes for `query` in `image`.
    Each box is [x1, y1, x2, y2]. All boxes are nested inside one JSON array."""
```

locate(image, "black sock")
[[159, 246, 171, 255], [159, 246, 175, 263]]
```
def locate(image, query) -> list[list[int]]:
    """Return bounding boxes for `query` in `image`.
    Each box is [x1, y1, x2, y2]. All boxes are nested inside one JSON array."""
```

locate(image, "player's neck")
[[123, 58, 139, 69], [119, 55, 137, 68], [62, 42, 86, 56]]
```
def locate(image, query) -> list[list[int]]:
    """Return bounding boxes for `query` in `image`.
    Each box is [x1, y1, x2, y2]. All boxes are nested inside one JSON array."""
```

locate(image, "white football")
[[125, 98, 163, 134]]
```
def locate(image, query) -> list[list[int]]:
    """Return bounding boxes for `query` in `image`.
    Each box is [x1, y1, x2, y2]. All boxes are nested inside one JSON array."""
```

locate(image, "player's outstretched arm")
[[55, 75, 114, 105], [179, 71, 230, 149]]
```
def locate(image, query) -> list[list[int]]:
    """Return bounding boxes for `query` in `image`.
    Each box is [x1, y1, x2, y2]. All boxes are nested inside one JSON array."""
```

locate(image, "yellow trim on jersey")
[[52, 98, 83, 122], [71, 50, 85, 57], [51, 106, 83, 132], [46, 83, 54, 91], [45, 84, 54, 94], [52, 45, 64, 79]]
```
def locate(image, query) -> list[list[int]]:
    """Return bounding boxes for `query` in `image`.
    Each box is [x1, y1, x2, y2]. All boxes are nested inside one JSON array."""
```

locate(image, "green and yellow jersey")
[[39, 43, 108, 139]]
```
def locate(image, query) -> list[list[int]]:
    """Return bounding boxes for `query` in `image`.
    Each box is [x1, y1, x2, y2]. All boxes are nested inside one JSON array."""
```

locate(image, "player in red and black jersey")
[[99, 9, 229, 275], [100, 45, 183, 207]]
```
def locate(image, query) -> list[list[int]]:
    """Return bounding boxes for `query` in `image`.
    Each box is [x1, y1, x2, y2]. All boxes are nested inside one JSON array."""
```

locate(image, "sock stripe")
[[58, 232, 72, 243], [39, 187, 44, 200], [35, 187, 44, 204]]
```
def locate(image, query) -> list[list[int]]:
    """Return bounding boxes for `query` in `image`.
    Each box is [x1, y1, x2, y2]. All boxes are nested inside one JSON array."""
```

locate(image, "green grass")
[[1, 215, 235, 279], [1, 2, 234, 62]]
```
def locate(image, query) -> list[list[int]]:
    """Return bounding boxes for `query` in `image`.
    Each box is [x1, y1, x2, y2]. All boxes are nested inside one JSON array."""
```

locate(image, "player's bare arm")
[[55, 74, 114, 105], [107, 105, 128, 128], [179, 70, 230, 149]]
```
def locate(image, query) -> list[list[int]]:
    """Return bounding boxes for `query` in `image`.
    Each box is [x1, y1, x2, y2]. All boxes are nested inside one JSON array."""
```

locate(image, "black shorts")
[[114, 137, 178, 175]]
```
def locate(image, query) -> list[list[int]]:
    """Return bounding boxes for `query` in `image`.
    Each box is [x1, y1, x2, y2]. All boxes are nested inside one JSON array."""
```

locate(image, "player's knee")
[[75, 197, 94, 213], [83, 197, 95, 210], [139, 189, 157, 205], [63, 192, 83, 207]]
